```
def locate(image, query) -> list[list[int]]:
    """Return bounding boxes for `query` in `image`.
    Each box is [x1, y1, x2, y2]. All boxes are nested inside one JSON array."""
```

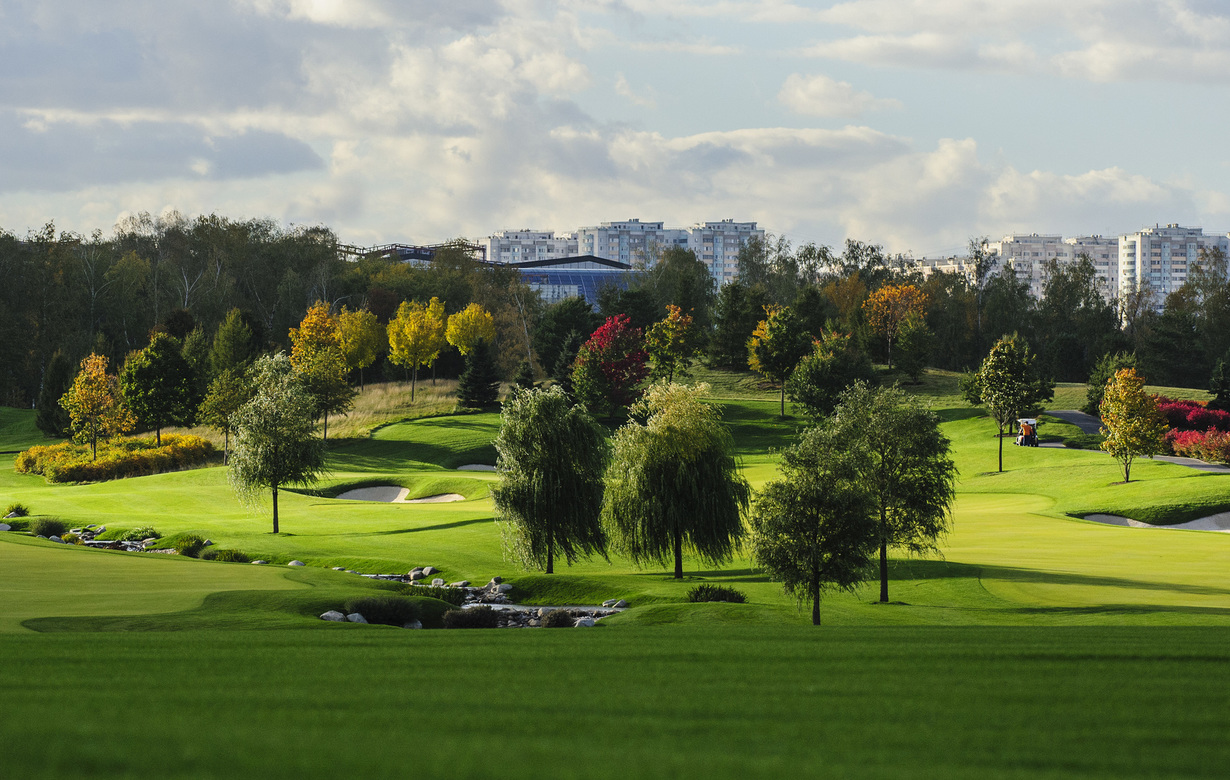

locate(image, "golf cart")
[[1015, 418, 1039, 447]]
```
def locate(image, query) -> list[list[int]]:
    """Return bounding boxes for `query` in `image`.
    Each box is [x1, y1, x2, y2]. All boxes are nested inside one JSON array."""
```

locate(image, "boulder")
[[141, 538, 157, 546], [409, 570, 425, 580], [251, 560, 267, 565], [574, 617, 596, 628], [602, 599, 617, 607], [537, 608, 551, 618], [332, 566, 346, 571], [0, 523, 10, 532], [320, 611, 346, 621], [403, 620, 423, 630], [431, 578, 445, 586], [490, 575, 503, 585], [203, 539, 214, 547], [346, 613, 367, 624], [410, 567, 424, 575], [288, 560, 305, 567], [36, 535, 47, 539], [70, 528, 83, 535], [422, 566, 437, 575], [614, 599, 628, 608], [49, 536, 64, 544], [96, 526, 106, 532], [3, 512, 17, 519], [496, 583, 513, 593], [449, 581, 470, 588]]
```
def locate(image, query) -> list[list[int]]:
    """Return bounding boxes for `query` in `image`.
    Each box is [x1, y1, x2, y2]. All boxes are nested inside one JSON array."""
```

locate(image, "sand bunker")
[[335, 486, 464, 504], [457, 464, 496, 472], [1084, 512, 1230, 533]]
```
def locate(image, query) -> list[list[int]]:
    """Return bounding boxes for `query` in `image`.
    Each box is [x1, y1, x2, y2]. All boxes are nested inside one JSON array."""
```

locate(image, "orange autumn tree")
[[60, 353, 135, 460], [862, 284, 928, 369]]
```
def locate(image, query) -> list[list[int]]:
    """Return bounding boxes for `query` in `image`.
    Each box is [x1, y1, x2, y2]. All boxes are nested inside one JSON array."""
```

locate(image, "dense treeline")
[[0, 213, 538, 409]]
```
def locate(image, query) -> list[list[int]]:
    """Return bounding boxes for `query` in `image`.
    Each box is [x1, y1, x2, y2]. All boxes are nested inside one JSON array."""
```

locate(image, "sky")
[[3, 0, 1230, 257]]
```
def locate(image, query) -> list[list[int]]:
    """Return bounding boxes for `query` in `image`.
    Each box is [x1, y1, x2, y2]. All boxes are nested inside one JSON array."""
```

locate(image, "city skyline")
[[3, 1, 1230, 257]]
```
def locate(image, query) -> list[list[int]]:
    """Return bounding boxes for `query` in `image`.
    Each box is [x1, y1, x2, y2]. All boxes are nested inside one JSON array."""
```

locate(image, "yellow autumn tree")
[[388, 297, 447, 401], [446, 302, 496, 356], [289, 301, 353, 440], [289, 300, 342, 371], [1100, 367, 1168, 483], [337, 306, 386, 391], [60, 353, 135, 460], [862, 284, 928, 369]]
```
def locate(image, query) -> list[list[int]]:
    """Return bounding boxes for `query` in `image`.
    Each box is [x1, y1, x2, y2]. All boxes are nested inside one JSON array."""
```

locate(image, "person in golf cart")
[[1015, 418, 1039, 447]]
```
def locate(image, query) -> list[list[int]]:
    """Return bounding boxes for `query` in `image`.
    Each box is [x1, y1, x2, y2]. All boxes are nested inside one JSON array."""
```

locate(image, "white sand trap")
[[457, 464, 496, 472], [1084, 512, 1230, 533], [334, 487, 465, 504]]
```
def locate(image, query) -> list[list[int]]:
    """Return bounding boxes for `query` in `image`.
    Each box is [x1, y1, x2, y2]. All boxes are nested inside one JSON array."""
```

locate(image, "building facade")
[[984, 234, 1120, 299], [1118, 224, 1230, 302]]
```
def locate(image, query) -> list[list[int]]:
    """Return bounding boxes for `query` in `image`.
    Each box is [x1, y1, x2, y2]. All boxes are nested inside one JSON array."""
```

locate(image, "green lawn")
[[2, 372, 1229, 778]]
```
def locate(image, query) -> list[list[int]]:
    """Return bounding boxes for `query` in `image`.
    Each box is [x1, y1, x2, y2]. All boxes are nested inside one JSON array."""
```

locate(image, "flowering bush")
[[1155, 397, 1230, 433], [15, 434, 216, 483], [1165, 428, 1230, 464]]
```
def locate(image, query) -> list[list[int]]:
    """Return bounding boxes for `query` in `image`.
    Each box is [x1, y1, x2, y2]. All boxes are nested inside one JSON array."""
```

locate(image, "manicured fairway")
[[1, 627, 1227, 779]]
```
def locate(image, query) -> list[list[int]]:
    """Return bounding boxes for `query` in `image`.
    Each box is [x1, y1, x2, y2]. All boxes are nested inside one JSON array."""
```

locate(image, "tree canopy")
[[1099, 367, 1168, 483], [119, 332, 200, 445], [645, 304, 703, 383], [966, 333, 1053, 472], [493, 386, 609, 573], [748, 304, 811, 418], [572, 314, 649, 418], [785, 329, 876, 421], [445, 302, 496, 356], [862, 283, 927, 369], [61, 353, 135, 460], [387, 297, 446, 401]]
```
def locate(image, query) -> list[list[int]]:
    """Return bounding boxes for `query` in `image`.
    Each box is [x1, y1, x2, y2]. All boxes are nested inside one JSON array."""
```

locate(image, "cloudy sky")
[[3, 0, 1229, 256]]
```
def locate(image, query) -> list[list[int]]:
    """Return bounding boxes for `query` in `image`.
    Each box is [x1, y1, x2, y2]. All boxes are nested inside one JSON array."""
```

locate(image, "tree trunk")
[[272, 485, 279, 534], [780, 385, 786, 419], [322, 412, 328, 442], [887, 336, 893, 370], [411, 364, 417, 402], [998, 423, 1004, 472], [879, 537, 889, 603], [156, 426, 161, 446], [546, 523, 554, 574], [91, 430, 98, 461], [811, 578, 821, 625], [223, 428, 229, 465], [432, 362, 436, 387], [359, 367, 364, 392], [673, 528, 684, 579]]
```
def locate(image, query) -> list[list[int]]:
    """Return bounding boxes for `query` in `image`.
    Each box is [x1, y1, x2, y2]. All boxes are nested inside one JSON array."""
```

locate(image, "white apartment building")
[[1118, 224, 1230, 302], [480, 229, 578, 264], [483, 218, 764, 280], [986, 234, 1119, 299]]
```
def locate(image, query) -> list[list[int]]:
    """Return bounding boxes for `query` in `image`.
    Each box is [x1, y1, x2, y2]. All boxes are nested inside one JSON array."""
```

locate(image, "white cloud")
[[778, 73, 900, 118], [615, 73, 656, 108]]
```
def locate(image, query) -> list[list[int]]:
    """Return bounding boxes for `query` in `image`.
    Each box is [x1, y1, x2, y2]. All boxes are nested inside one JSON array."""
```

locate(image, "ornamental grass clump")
[[542, 609, 582, 628], [30, 517, 69, 538], [172, 534, 207, 558], [120, 526, 160, 542], [4, 503, 29, 517], [442, 606, 500, 629], [686, 584, 747, 604], [201, 548, 251, 563], [343, 595, 420, 627]]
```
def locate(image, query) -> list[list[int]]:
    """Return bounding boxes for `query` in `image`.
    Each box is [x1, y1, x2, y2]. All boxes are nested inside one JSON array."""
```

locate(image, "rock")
[[203, 539, 213, 547], [449, 581, 470, 588], [251, 560, 267, 565], [602, 599, 617, 607], [346, 613, 367, 623], [490, 576, 503, 584], [574, 617, 596, 628], [332, 566, 346, 571], [86, 524, 96, 529], [36, 535, 47, 539], [496, 583, 513, 593], [96, 526, 105, 532], [0, 523, 10, 532], [528, 619, 540, 627], [614, 599, 628, 608], [537, 608, 551, 618], [49, 536, 64, 544], [403, 620, 423, 630], [409, 570, 425, 580], [410, 567, 424, 575], [141, 538, 156, 545], [422, 566, 437, 575], [70, 528, 83, 535], [320, 611, 346, 621], [288, 560, 305, 566], [3, 512, 17, 519], [431, 578, 445, 587]]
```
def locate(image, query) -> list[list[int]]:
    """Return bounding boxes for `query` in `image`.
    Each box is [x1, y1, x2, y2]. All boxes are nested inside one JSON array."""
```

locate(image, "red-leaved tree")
[[572, 314, 649, 418]]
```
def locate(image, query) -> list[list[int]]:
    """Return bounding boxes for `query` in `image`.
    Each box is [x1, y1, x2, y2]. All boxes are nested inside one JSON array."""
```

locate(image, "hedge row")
[[1166, 428, 1230, 465], [15, 434, 217, 483]]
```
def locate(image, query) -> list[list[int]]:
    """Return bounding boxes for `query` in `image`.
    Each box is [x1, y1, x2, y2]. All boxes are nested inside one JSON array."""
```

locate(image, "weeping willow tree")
[[493, 386, 609, 573], [602, 382, 750, 579]]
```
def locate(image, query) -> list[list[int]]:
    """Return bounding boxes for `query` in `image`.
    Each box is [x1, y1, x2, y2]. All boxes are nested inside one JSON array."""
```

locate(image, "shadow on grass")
[[327, 437, 497, 472]]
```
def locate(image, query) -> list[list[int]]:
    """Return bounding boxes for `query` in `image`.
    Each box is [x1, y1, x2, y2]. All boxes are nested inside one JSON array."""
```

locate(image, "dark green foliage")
[[181, 326, 212, 398], [210, 308, 261, 375], [160, 309, 196, 341], [201, 548, 251, 563], [513, 359, 535, 389], [173, 534, 207, 558], [551, 330, 584, 393], [200, 368, 255, 463], [968, 333, 1054, 472], [734, 234, 800, 306], [828, 382, 957, 603], [894, 312, 933, 383], [35, 350, 73, 437], [686, 584, 747, 604], [494, 386, 609, 573], [1036, 255, 1119, 382], [4, 502, 30, 517], [119, 332, 201, 444], [542, 609, 582, 628], [750, 424, 878, 624], [399, 584, 466, 607], [786, 331, 876, 421], [442, 606, 500, 629], [532, 297, 600, 378], [343, 595, 421, 627], [1085, 352, 1137, 415], [597, 285, 659, 331], [710, 281, 770, 369], [640, 246, 717, 330], [1210, 352, 1230, 412], [30, 517, 69, 537], [457, 341, 501, 409], [120, 526, 160, 542]]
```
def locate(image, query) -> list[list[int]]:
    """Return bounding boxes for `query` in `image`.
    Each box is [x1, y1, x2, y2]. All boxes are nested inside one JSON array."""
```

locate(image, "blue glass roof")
[[516, 267, 633, 305]]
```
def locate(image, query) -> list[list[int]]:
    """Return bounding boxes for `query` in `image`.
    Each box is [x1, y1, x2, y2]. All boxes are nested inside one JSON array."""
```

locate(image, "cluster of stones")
[[318, 610, 423, 630]]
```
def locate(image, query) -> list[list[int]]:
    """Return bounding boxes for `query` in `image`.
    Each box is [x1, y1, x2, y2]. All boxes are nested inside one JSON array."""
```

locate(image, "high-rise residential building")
[[686, 220, 763, 282], [1118, 224, 1230, 302], [574, 219, 690, 265], [479, 229, 578, 264], [985, 234, 1119, 299]]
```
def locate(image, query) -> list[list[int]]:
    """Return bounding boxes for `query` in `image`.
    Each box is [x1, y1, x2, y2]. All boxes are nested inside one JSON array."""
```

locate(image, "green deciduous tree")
[[61, 353, 135, 460], [829, 382, 957, 603], [894, 311, 933, 383], [229, 353, 325, 533], [710, 281, 769, 369], [119, 332, 200, 445], [785, 330, 876, 422], [199, 367, 254, 464], [1099, 367, 1168, 483], [748, 305, 811, 418], [750, 424, 878, 625], [1084, 351, 1137, 416], [602, 382, 750, 579], [210, 308, 260, 376], [493, 386, 609, 573], [645, 304, 702, 383], [36, 349, 73, 437], [967, 333, 1054, 472]]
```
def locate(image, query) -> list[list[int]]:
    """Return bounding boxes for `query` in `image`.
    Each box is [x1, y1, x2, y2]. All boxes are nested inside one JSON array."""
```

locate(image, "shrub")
[[1167, 428, 1230, 464], [201, 548, 251, 563], [60, 532, 82, 545], [120, 526, 161, 542], [30, 517, 69, 538], [686, 584, 747, 604], [442, 606, 500, 629], [172, 534, 207, 558], [4, 503, 29, 517], [14, 434, 216, 483], [343, 595, 421, 627], [398, 584, 466, 606], [543, 609, 582, 628]]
